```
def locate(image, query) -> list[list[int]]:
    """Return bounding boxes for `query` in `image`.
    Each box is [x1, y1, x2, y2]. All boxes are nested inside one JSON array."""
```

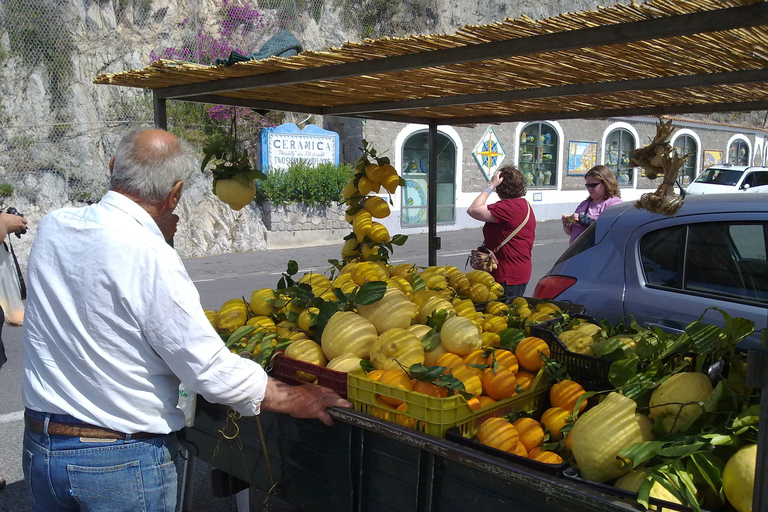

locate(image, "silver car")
[[533, 194, 768, 349], [686, 165, 768, 194]]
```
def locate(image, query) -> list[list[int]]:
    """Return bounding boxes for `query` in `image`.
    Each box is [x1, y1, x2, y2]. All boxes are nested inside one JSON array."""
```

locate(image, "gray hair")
[[110, 129, 198, 203]]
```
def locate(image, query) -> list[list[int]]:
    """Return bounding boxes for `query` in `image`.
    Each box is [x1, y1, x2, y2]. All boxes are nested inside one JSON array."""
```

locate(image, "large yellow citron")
[[284, 338, 327, 382], [352, 209, 373, 239], [215, 176, 256, 210], [321, 311, 378, 360], [570, 392, 655, 483], [249, 288, 278, 316], [216, 299, 248, 334], [367, 222, 390, 243], [440, 315, 483, 355], [649, 372, 714, 433], [326, 353, 364, 373], [369, 327, 425, 371], [351, 260, 389, 285], [390, 263, 416, 281], [246, 315, 276, 332], [356, 287, 418, 334], [364, 196, 391, 219], [416, 294, 455, 325], [723, 444, 756, 512]]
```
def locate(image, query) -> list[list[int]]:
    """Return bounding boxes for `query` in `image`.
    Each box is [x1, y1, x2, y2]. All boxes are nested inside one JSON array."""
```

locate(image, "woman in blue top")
[[562, 165, 622, 244]]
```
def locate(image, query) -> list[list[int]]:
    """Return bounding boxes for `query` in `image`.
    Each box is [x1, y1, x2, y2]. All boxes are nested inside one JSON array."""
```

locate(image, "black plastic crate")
[[445, 426, 568, 476], [530, 315, 614, 390]]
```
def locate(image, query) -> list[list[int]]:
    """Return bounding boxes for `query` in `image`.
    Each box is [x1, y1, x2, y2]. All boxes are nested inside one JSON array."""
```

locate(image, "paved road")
[[0, 220, 568, 511]]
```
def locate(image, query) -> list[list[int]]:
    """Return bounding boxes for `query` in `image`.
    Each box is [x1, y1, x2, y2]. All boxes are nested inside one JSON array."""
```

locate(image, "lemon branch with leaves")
[[201, 107, 266, 210]]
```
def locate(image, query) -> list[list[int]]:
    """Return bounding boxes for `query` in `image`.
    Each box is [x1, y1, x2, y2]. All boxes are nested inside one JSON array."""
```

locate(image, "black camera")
[[5, 207, 27, 237]]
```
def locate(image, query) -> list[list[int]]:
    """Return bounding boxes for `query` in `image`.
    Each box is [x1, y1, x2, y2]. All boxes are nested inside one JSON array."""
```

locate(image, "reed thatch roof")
[[94, 0, 768, 125]]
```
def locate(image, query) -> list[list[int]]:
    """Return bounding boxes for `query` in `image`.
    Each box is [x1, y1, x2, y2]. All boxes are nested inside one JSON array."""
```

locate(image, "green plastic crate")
[[347, 367, 548, 438]]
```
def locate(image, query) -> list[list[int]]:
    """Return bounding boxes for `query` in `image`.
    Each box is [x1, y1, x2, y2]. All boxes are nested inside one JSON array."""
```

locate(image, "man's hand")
[[261, 377, 353, 426], [0, 211, 27, 241]]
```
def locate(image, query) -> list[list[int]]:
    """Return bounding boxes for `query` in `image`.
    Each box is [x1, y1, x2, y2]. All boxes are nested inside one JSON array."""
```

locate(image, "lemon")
[[249, 288, 278, 316], [614, 471, 683, 507], [215, 177, 256, 210], [364, 196, 390, 219], [649, 372, 713, 433], [723, 444, 756, 512]]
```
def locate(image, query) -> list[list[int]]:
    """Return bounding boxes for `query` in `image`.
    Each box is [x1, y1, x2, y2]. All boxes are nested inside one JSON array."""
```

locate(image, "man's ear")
[[109, 156, 115, 175], [167, 181, 183, 210]]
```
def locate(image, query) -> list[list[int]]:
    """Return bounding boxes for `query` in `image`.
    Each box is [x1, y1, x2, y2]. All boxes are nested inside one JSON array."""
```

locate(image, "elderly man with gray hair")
[[21, 129, 350, 512]]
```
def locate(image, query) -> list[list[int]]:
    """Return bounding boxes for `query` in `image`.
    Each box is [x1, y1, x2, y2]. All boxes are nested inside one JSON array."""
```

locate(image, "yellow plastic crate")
[[347, 367, 548, 438]]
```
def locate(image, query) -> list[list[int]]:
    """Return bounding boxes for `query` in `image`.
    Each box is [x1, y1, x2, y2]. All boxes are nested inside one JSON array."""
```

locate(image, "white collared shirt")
[[23, 191, 267, 433]]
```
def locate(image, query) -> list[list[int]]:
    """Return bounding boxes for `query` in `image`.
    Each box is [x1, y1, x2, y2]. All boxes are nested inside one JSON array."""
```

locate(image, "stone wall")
[[259, 201, 348, 249]]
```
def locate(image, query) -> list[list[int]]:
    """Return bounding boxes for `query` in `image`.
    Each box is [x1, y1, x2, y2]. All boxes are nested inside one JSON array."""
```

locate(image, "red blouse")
[[483, 198, 536, 286]]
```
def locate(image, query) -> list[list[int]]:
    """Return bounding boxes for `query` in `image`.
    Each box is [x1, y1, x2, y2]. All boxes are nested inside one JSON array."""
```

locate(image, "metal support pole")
[[746, 349, 768, 512], [427, 122, 440, 266], [154, 93, 168, 130]]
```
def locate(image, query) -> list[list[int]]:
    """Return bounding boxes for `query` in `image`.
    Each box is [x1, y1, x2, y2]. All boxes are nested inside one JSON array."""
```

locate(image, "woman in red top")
[[467, 165, 536, 298]]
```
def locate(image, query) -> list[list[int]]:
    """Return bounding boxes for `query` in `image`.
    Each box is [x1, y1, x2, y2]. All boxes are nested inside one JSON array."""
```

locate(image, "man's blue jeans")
[[22, 411, 178, 512]]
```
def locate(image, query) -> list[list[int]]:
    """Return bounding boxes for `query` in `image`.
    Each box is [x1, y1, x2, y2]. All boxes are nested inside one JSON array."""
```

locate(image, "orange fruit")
[[394, 402, 416, 428], [550, 379, 587, 413], [540, 406, 573, 441], [434, 352, 465, 374], [513, 417, 545, 453], [533, 450, 564, 465], [462, 349, 487, 366], [476, 417, 519, 453], [527, 446, 542, 459], [476, 396, 497, 409], [452, 364, 483, 396], [512, 441, 528, 457], [487, 349, 518, 373], [481, 366, 518, 400], [366, 369, 385, 381], [412, 380, 448, 398], [515, 336, 551, 371], [466, 397, 482, 410], [515, 370, 536, 391], [377, 369, 414, 406]]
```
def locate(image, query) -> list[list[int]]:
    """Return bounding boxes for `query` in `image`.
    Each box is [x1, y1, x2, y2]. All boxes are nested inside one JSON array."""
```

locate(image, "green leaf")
[[420, 328, 441, 352], [607, 354, 639, 387], [390, 234, 408, 246], [411, 273, 427, 292], [355, 281, 387, 305], [426, 309, 449, 330], [498, 327, 525, 350], [243, 331, 266, 352], [618, 440, 666, 467], [285, 260, 299, 276], [314, 300, 343, 338], [225, 325, 257, 348], [409, 363, 445, 382], [360, 359, 375, 373]]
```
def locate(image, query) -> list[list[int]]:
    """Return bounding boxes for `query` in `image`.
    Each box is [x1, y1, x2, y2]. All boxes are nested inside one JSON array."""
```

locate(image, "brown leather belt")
[[24, 415, 161, 440]]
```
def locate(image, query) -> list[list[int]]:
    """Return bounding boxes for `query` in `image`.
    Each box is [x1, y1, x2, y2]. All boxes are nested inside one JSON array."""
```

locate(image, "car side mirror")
[[742, 183, 751, 190]]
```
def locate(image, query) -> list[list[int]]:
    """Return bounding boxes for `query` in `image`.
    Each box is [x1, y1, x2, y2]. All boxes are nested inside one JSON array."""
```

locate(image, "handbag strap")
[[5, 240, 26, 300], [491, 201, 531, 253]]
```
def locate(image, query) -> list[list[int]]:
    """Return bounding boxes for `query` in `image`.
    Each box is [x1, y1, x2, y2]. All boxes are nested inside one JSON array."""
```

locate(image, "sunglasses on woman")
[[585, 182, 601, 189]]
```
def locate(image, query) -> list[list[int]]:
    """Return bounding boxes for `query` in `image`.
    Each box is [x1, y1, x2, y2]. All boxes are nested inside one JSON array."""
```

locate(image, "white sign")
[[261, 123, 339, 171]]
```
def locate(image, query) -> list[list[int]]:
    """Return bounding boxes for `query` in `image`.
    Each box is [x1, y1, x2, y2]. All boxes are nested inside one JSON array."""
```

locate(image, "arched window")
[[673, 135, 698, 186], [604, 128, 636, 186], [401, 131, 456, 225], [518, 122, 558, 188], [728, 139, 750, 166]]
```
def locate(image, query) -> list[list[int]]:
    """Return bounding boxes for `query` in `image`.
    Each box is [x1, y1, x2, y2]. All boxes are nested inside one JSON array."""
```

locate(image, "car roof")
[[594, 193, 768, 241], [701, 165, 768, 173]]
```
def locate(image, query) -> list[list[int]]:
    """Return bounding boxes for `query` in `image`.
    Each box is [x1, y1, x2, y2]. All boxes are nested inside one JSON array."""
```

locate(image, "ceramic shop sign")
[[261, 123, 339, 171]]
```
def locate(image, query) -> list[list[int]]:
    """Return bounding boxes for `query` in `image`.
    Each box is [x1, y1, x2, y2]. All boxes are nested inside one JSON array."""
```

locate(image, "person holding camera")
[[21, 128, 351, 511], [467, 165, 536, 298], [562, 165, 622, 244], [0, 208, 27, 491]]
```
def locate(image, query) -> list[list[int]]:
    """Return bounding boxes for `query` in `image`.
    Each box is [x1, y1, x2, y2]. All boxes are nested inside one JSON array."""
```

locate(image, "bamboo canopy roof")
[[94, 0, 768, 125]]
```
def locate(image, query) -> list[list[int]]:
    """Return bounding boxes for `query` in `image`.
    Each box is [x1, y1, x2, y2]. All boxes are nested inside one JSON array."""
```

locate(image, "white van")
[[686, 165, 768, 194]]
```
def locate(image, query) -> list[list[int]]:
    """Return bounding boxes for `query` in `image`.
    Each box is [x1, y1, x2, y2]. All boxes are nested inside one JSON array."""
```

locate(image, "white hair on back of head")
[[110, 129, 198, 203]]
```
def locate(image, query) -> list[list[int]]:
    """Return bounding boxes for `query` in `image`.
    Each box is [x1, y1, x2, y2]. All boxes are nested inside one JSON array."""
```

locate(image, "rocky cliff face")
[[0, 0, 759, 263]]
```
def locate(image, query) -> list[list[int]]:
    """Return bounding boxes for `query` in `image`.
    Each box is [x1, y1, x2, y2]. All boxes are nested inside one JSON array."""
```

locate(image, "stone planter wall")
[[259, 201, 349, 249]]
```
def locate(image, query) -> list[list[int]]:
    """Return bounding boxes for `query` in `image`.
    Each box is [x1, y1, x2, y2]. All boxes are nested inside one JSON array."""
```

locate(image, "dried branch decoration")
[[630, 118, 689, 216]]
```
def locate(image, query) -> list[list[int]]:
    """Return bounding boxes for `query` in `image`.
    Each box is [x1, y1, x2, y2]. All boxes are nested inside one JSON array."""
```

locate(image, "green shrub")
[[256, 161, 354, 207], [0, 183, 14, 198]]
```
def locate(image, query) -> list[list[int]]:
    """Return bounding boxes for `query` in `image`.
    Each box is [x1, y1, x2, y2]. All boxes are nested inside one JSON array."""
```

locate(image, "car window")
[[554, 222, 596, 265], [640, 221, 768, 304], [693, 168, 743, 186], [641, 225, 685, 289], [745, 171, 768, 188]]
